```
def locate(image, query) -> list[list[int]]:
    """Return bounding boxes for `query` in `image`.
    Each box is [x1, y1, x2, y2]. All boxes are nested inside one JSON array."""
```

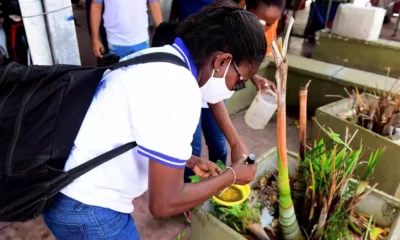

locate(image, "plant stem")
[[272, 37, 304, 240], [299, 80, 311, 161]]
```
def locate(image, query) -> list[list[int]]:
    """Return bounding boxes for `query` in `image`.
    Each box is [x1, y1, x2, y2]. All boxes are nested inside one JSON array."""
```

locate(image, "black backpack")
[[0, 52, 187, 222]]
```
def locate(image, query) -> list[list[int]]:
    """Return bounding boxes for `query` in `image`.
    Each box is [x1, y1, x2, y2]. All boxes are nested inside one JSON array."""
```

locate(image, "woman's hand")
[[230, 158, 258, 185], [251, 74, 277, 93], [186, 156, 222, 179], [231, 141, 248, 164]]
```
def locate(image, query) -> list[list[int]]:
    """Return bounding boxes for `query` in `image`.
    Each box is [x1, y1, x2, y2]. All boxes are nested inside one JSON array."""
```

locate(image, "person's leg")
[[43, 193, 140, 240], [184, 114, 203, 183], [201, 107, 228, 165]]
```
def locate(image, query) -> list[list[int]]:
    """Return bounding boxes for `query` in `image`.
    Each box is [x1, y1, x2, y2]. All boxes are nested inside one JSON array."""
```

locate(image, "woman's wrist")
[[226, 167, 236, 185], [220, 168, 236, 188]]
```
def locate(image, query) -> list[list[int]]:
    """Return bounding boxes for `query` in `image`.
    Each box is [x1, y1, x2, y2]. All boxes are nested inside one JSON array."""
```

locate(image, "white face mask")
[[200, 60, 234, 104]]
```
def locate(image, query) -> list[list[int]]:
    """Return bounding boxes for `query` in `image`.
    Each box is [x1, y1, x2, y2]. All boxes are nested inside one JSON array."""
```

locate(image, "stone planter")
[[313, 30, 400, 78], [260, 55, 397, 114], [312, 93, 400, 198], [191, 148, 400, 240]]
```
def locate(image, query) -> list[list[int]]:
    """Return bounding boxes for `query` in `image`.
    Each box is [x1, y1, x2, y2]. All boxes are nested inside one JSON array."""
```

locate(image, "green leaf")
[[363, 148, 384, 180], [216, 160, 226, 171], [188, 175, 202, 183]]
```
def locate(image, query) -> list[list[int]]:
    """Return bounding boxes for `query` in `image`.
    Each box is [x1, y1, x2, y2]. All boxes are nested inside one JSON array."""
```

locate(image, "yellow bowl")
[[212, 184, 251, 207]]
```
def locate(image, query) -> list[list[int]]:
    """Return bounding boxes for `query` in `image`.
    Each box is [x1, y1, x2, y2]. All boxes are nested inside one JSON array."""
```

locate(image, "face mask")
[[200, 60, 234, 104]]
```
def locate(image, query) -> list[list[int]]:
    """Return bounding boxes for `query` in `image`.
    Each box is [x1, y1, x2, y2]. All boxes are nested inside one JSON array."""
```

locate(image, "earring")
[[215, 69, 220, 72]]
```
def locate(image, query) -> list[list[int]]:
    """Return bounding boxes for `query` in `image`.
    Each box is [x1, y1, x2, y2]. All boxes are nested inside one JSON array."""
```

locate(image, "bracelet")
[[226, 167, 236, 185]]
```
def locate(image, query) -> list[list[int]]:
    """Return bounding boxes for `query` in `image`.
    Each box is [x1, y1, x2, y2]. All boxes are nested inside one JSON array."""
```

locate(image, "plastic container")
[[212, 184, 251, 207], [245, 90, 277, 129], [331, 4, 386, 41]]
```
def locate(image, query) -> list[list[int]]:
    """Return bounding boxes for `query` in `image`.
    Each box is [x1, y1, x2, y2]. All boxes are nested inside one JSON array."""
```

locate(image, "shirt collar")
[[171, 37, 198, 80]]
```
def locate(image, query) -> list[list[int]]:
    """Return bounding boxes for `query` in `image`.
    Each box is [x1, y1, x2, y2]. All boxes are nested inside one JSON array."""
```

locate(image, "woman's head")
[[176, 0, 266, 103], [245, 0, 284, 31]]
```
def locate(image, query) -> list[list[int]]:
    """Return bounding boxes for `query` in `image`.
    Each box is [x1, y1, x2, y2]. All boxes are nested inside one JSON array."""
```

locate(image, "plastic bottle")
[[245, 90, 277, 129]]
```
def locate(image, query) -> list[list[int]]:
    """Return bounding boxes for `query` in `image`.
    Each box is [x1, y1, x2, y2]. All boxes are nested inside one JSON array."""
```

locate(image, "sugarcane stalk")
[[299, 81, 311, 161], [271, 18, 304, 239]]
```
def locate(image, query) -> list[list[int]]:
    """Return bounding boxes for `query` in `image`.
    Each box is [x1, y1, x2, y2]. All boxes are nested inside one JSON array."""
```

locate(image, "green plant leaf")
[[216, 160, 226, 171], [188, 175, 202, 183], [363, 148, 384, 180]]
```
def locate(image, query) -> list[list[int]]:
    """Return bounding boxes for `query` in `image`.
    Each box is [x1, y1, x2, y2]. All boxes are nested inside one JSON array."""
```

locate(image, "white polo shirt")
[[94, 0, 152, 46], [61, 45, 201, 213]]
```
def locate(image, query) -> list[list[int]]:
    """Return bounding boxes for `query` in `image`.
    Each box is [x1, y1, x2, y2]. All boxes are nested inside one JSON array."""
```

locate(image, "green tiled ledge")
[[313, 30, 400, 78]]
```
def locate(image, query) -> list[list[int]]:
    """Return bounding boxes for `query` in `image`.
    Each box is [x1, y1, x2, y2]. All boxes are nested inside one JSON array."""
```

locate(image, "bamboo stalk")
[[299, 80, 311, 161], [271, 35, 304, 239]]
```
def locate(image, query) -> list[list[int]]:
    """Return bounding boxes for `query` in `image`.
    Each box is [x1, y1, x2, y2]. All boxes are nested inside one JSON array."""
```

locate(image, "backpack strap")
[[67, 142, 137, 180], [66, 52, 189, 181], [98, 52, 188, 71]]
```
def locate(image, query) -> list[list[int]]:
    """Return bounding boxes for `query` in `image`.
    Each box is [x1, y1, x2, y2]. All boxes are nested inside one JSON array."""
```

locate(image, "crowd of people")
[[42, 0, 286, 239]]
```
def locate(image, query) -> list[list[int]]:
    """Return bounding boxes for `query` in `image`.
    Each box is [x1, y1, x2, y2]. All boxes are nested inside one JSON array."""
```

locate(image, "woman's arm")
[[148, 155, 257, 218], [208, 101, 248, 163]]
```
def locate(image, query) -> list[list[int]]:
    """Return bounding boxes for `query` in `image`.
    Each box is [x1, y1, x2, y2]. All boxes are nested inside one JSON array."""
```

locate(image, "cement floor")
[[0, 111, 312, 240]]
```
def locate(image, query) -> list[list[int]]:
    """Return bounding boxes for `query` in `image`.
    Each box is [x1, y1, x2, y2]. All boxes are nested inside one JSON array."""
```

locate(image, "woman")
[[237, 0, 285, 56], [43, 1, 265, 238], [164, 0, 281, 183]]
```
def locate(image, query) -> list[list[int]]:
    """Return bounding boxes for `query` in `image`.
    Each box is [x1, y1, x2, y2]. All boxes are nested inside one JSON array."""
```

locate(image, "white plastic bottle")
[[245, 90, 277, 130]]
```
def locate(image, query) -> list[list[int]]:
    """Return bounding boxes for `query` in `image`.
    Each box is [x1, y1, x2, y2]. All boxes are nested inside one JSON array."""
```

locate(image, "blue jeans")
[[108, 41, 150, 59], [184, 107, 227, 182], [43, 193, 140, 240]]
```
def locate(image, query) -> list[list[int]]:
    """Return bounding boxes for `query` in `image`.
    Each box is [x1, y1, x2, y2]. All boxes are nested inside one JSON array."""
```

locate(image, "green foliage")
[[216, 160, 226, 171], [363, 148, 385, 180], [324, 203, 354, 240], [304, 122, 385, 239], [304, 138, 361, 199], [210, 199, 261, 234], [189, 175, 201, 183], [177, 231, 187, 240]]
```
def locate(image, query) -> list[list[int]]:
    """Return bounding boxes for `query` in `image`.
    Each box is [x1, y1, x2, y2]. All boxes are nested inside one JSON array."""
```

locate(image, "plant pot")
[[312, 93, 400, 198], [190, 147, 400, 240]]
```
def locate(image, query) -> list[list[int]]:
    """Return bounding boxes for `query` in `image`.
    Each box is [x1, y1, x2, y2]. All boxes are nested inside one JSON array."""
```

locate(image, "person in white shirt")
[[43, 1, 266, 239], [90, 0, 163, 59]]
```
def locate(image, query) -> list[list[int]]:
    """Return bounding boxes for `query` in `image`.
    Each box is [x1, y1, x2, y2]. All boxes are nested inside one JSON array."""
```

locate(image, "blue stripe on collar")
[[171, 37, 198, 80]]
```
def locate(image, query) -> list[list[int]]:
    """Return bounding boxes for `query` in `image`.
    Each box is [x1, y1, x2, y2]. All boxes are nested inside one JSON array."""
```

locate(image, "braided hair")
[[176, 0, 266, 68]]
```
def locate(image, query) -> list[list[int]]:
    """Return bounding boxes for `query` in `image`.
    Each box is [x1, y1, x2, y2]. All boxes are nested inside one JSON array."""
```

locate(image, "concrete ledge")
[[262, 54, 398, 113], [313, 30, 400, 78]]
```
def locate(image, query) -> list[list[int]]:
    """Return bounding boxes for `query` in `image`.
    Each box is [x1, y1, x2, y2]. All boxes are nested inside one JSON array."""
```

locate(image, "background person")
[[90, 0, 163, 59]]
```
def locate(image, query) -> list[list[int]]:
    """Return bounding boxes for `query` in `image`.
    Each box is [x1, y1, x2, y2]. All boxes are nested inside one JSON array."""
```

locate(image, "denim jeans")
[[43, 193, 140, 240], [184, 107, 227, 182], [108, 41, 150, 59]]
